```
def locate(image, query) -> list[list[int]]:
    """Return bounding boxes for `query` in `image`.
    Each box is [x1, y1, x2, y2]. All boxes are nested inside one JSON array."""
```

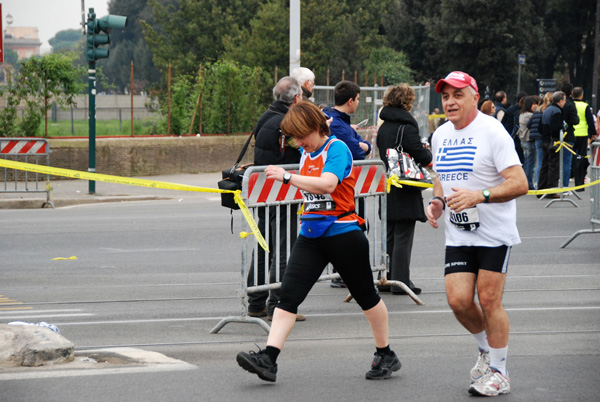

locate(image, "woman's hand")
[[265, 165, 286, 182]]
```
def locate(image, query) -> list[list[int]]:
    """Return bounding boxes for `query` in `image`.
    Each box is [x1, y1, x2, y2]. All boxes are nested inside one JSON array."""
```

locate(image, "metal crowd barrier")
[[211, 159, 423, 334], [0, 138, 54, 208], [562, 141, 600, 247]]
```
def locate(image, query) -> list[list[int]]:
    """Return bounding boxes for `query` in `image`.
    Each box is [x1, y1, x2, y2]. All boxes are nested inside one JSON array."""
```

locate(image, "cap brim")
[[435, 79, 470, 93]]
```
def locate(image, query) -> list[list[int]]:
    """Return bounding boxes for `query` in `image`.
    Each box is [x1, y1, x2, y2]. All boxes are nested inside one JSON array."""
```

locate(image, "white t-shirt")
[[432, 112, 522, 247]]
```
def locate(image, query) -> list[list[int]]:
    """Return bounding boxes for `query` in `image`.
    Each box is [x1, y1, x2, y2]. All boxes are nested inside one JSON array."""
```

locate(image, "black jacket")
[[376, 106, 432, 222], [253, 101, 300, 166], [562, 96, 580, 142], [527, 110, 543, 140]]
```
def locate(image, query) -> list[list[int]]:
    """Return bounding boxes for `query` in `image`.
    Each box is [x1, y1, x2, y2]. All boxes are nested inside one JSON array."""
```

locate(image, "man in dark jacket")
[[493, 91, 509, 127], [505, 92, 527, 163], [248, 76, 306, 321], [560, 83, 579, 187], [538, 91, 566, 196]]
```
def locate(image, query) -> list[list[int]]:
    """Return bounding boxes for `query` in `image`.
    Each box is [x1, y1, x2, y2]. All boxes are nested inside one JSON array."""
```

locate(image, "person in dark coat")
[[248, 76, 306, 321], [376, 84, 432, 295]]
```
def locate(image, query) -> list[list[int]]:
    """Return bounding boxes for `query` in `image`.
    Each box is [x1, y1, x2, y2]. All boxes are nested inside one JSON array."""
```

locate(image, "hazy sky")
[[2, 0, 110, 52]]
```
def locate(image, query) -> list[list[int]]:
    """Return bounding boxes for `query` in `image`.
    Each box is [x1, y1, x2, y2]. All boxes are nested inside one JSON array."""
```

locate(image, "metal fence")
[[561, 141, 600, 247], [0, 138, 53, 207], [313, 84, 431, 139]]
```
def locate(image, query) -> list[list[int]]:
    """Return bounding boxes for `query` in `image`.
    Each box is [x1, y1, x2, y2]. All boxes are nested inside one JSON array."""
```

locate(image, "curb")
[[0, 195, 171, 209]]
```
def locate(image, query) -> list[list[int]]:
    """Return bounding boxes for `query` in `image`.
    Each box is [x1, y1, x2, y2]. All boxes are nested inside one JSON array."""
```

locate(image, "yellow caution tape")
[[0, 159, 269, 253], [553, 140, 576, 155], [527, 178, 600, 195], [385, 171, 599, 196], [53, 256, 77, 260], [386, 174, 433, 193]]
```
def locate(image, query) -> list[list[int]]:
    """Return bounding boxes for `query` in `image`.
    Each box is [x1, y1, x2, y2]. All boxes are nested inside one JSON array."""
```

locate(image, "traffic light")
[[86, 8, 127, 62]]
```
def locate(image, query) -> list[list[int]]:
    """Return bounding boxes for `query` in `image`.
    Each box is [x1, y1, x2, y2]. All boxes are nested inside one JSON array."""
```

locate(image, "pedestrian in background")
[[376, 84, 432, 295], [529, 92, 553, 187], [480, 100, 496, 116], [518, 96, 539, 189], [560, 83, 579, 188], [247, 76, 306, 322], [291, 67, 315, 102], [572, 87, 596, 191], [539, 91, 566, 197]]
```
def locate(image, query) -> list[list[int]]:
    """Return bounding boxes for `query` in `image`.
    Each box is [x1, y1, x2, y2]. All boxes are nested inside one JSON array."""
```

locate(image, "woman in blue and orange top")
[[236, 101, 400, 383]]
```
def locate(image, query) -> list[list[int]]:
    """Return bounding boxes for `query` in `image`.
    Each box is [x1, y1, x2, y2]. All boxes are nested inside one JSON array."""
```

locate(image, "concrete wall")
[[48, 135, 254, 178]]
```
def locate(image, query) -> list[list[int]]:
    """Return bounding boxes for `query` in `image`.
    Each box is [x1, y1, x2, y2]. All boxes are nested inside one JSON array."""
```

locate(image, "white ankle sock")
[[472, 330, 489, 352], [489, 345, 508, 376]]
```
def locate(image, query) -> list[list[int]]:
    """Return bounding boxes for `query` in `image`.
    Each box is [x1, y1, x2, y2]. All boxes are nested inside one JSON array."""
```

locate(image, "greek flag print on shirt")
[[299, 137, 364, 237], [435, 142, 476, 174]]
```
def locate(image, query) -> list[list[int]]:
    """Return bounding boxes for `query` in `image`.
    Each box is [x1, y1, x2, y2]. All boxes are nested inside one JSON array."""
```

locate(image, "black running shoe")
[[236, 349, 277, 382], [365, 351, 401, 380]]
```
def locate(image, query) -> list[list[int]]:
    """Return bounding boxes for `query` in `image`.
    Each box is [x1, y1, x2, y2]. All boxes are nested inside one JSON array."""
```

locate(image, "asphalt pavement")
[[0, 172, 223, 209], [0, 173, 599, 402]]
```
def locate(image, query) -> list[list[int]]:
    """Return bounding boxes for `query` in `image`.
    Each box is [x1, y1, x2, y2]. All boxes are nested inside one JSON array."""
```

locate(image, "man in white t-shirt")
[[426, 71, 528, 397]]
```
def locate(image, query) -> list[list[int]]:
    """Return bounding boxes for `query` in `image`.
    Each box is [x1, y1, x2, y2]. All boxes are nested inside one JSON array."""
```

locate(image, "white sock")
[[489, 345, 508, 376], [472, 330, 489, 352]]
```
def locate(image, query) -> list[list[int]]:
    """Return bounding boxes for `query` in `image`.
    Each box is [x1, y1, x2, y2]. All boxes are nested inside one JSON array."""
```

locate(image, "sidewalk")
[[0, 172, 223, 209]]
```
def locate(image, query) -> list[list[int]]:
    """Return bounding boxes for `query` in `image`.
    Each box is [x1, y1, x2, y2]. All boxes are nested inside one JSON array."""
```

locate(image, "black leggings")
[[277, 230, 381, 313]]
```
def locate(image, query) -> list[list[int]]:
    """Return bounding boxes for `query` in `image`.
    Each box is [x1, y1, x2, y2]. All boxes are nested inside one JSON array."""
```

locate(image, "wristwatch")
[[283, 172, 292, 185], [482, 189, 491, 203]]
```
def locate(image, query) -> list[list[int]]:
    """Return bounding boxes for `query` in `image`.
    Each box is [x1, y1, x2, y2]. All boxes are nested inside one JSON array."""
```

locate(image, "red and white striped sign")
[[592, 143, 600, 167], [243, 162, 387, 207], [0, 140, 48, 155]]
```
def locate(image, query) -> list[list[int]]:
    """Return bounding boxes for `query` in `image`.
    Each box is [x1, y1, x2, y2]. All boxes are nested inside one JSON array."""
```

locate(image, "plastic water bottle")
[[8, 321, 60, 333]]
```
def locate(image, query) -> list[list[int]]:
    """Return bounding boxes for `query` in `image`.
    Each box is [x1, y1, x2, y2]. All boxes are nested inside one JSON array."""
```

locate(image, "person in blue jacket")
[[322, 80, 371, 287], [323, 80, 371, 160]]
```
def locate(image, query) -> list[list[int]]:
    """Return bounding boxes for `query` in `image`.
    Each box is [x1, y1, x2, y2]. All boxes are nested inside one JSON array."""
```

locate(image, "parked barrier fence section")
[[562, 141, 600, 247], [211, 160, 423, 334], [0, 138, 53, 208]]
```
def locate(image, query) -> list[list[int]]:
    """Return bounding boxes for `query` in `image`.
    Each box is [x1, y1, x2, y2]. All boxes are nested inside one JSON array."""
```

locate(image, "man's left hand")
[[446, 188, 483, 212]]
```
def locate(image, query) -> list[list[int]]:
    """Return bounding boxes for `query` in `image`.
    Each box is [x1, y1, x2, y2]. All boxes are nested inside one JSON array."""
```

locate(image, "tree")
[[49, 29, 83, 53], [364, 47, 414, 85], [101, 0, 162, 93], [420, 0, 547, 99], [142, 0, 263, 78], [543, 0, 597, 96], [223, 0, 289, 78], [16, 53, 86, 137]]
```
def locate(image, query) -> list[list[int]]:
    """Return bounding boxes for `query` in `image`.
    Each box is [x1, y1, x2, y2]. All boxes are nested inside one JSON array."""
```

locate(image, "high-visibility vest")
[[574, 100, 590, 137]]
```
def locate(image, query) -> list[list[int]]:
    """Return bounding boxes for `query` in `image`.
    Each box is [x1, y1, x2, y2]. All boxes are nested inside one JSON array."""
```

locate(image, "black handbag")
[[218, 132, 254, 210]]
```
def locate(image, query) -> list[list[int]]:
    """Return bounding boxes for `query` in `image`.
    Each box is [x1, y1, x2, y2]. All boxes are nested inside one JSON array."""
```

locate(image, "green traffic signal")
[[97, 15, 128, 33], [85, 8, 127, 62]]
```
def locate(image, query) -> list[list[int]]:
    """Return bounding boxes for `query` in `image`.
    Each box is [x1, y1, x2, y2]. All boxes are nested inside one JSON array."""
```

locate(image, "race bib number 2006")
[[449, 207, 480, 231]]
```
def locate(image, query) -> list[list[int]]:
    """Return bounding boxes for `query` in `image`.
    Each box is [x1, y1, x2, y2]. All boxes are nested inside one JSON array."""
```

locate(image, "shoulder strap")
[[232, 131, 254, 170], [394, 125, 406, 151]]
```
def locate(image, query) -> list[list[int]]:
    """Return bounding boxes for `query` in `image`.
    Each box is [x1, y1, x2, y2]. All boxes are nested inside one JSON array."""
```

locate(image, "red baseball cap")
[[435, 71, 478, 94]]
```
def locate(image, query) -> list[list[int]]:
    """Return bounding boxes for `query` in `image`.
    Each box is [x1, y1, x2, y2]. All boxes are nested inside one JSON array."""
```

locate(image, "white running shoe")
[[468, 369, 511, 396], [470, 348, 490, 383]]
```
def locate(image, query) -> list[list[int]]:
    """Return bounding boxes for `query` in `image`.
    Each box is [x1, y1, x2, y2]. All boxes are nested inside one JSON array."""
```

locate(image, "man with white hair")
[[426, 71, 528, 397], [291, 67, 315, 101]]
